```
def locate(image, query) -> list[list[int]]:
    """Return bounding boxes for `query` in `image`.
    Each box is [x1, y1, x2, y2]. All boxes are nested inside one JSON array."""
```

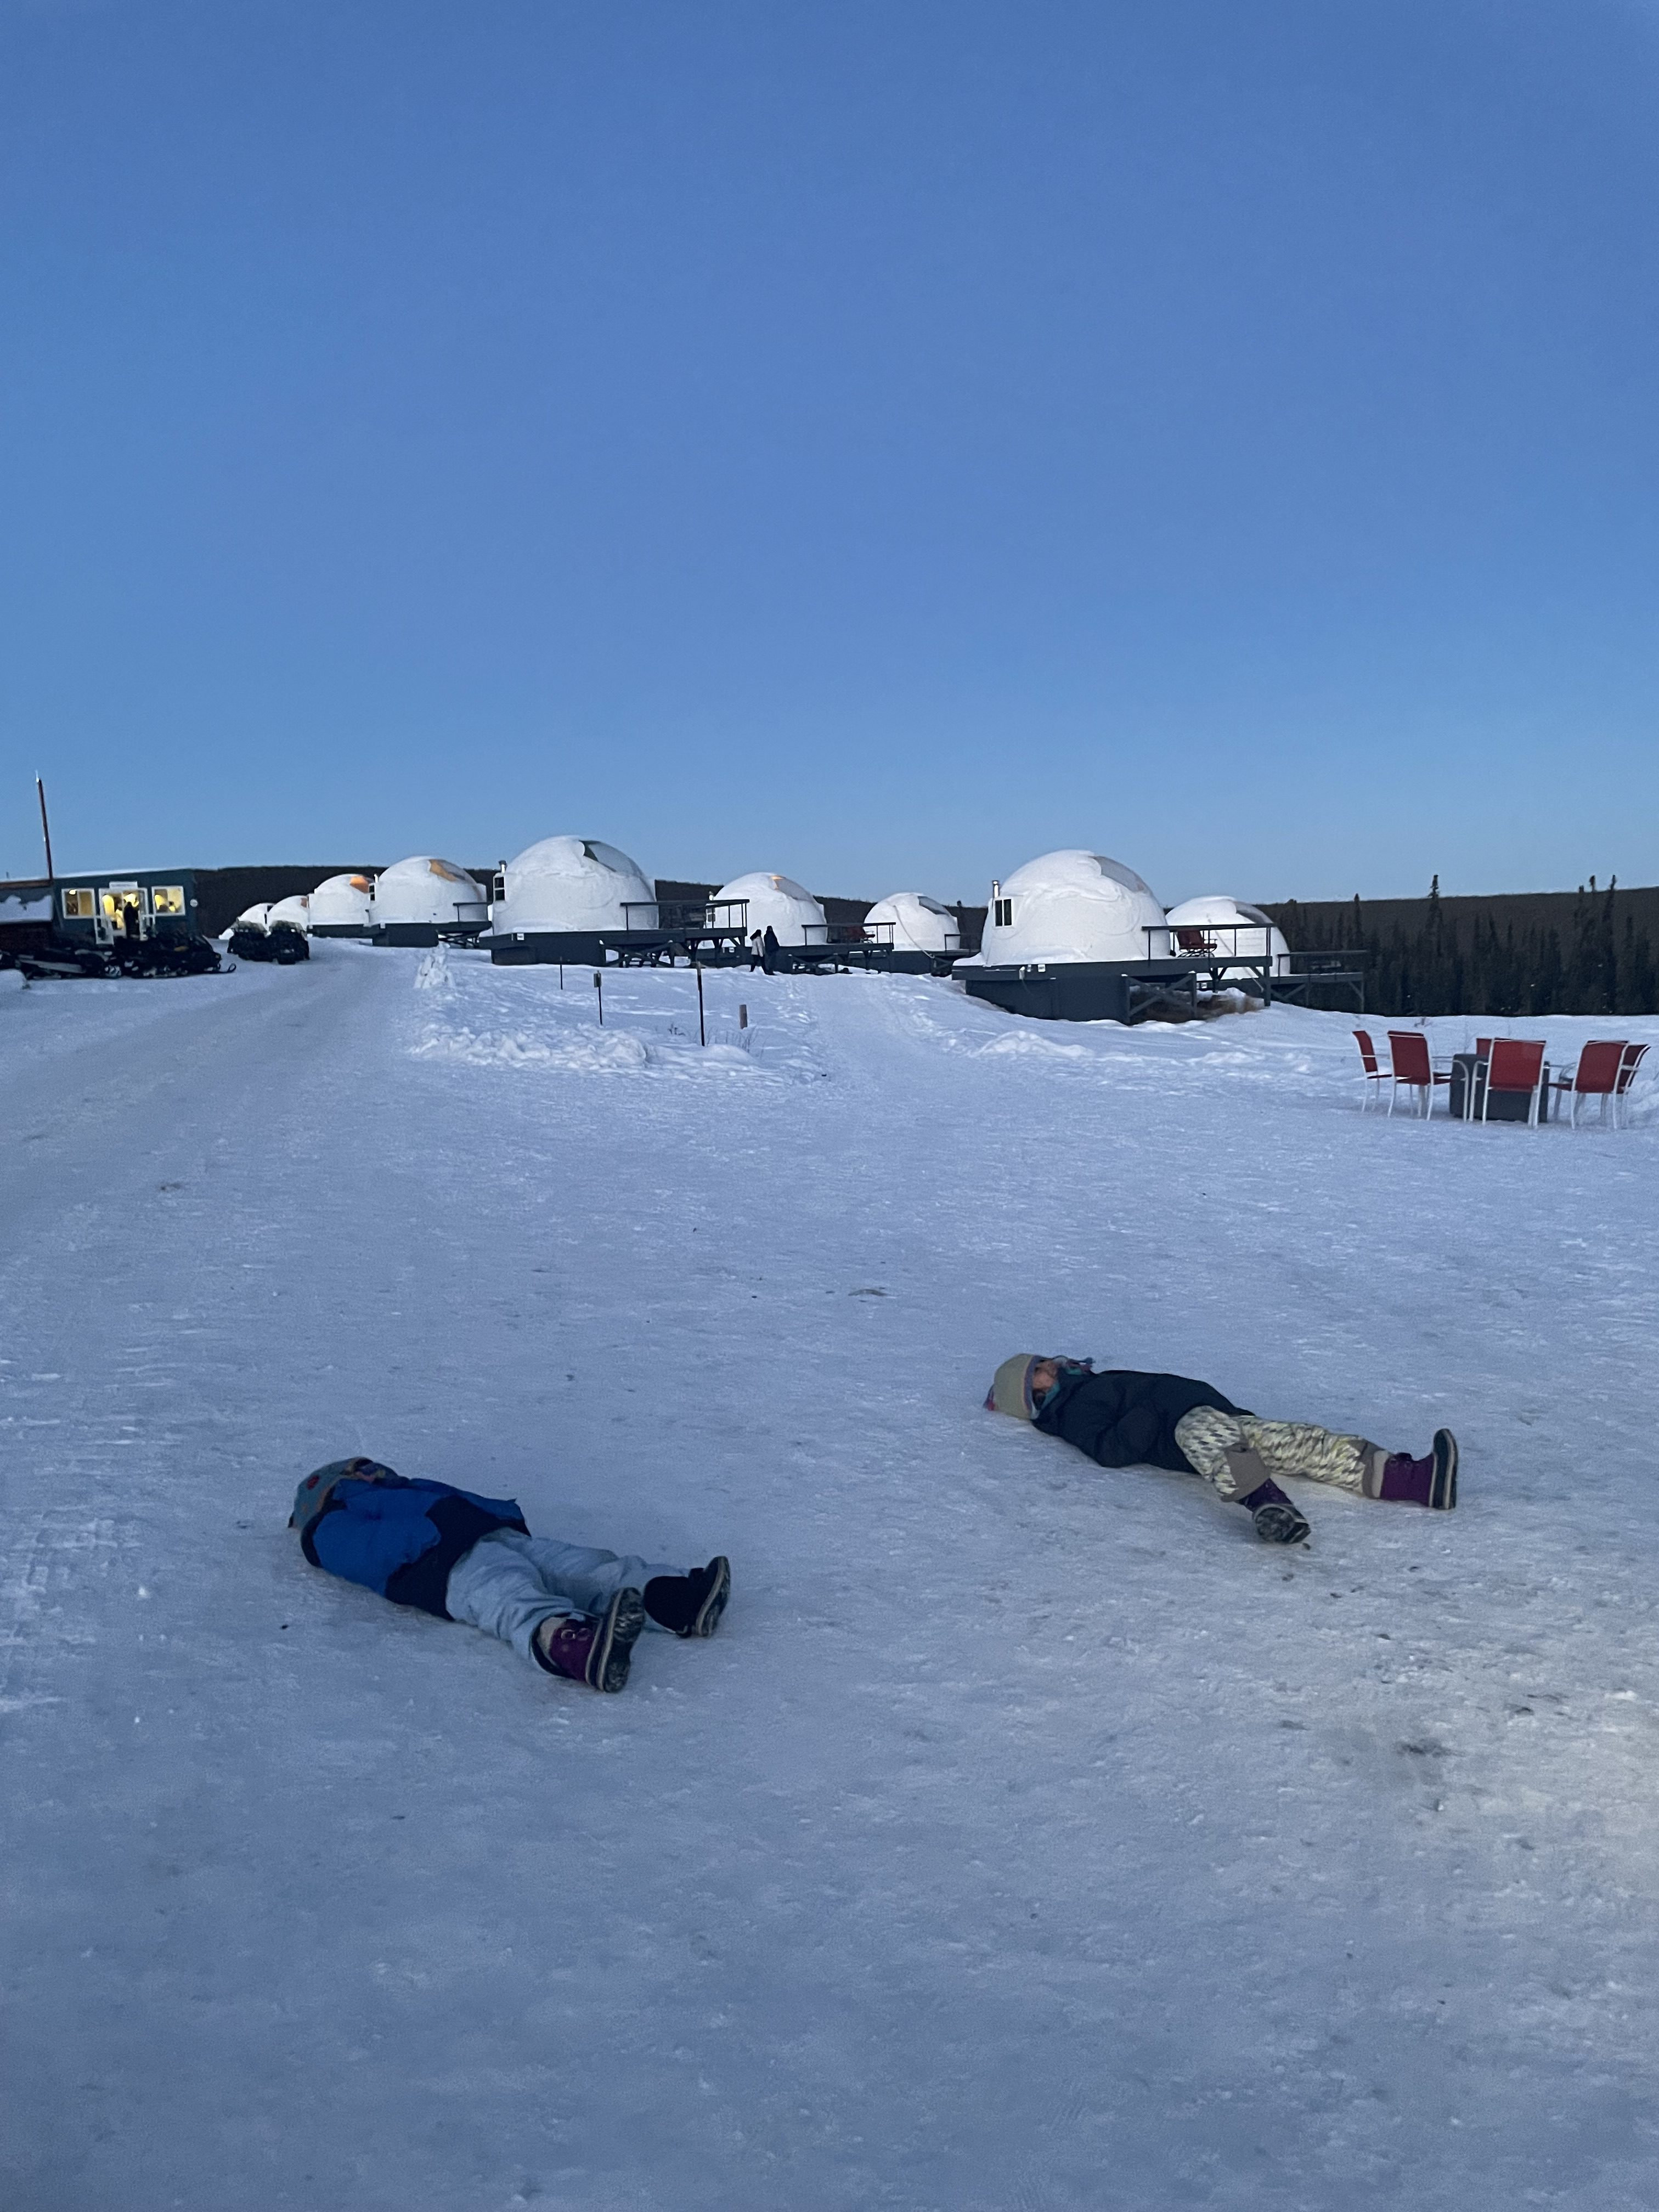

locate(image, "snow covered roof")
[[864, 891, 961, 954], [309, 872, 376, 927], [964, 850, 1169, 967], [1165, 895, 1290, 976], [492, 837, 655, 936], [374, 856, 484, 928], [0, 889, 53, 924], [714, 872, 827, 946]]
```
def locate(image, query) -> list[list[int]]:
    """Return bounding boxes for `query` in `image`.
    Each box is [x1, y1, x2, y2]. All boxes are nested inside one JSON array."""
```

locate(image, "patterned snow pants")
[[1173, 1406, 1389, 1503]]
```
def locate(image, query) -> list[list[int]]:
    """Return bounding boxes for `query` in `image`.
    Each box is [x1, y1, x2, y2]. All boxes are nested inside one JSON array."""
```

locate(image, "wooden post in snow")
[[36, 776, 53, 879]]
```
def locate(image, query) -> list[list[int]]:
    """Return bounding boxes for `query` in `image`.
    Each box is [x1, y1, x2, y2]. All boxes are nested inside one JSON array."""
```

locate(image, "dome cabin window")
[[993, 898, 1013, 929]]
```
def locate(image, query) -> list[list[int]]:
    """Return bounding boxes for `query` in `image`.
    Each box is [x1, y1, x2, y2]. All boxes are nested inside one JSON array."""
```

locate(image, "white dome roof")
[[1165, 895, 1290, 977], [374, 856, 484, 928], [233, 903, 271, 932], [969, 850, 1169, 967], [714, 872, 827, 947], [493, 837, 654, 936], [267, 894, 311, 932], [309, 872, 376, 927], [865, 891, 961, 954]]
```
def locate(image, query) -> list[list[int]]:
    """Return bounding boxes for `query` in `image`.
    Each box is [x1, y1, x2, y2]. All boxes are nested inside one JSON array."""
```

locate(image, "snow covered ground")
[[3, 945, 1658, 2210]]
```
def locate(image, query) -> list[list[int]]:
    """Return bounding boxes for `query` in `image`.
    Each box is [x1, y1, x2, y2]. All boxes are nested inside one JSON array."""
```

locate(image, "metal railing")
[[620, 898, 751, 935], [1144, 922, 1278, 960]]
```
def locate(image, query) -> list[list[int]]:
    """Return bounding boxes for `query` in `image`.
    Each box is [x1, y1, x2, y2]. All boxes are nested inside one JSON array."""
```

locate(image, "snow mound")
[[413, 947, 456, 995], [415, 1023, 652, 1074], [406, 957, 827, 1082], [973, 1029, 1092, 1062]]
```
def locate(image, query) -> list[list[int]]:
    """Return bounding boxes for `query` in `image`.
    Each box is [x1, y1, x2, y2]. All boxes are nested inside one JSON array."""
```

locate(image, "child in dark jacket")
[[986, 1357, 1457, 1547], [290, 1458, 729, 1691]]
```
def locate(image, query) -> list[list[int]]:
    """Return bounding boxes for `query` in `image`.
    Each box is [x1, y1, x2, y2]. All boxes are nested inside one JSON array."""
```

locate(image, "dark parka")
[[1034, 1368, 1249, 1475], [299, 1468, 527, 1618]]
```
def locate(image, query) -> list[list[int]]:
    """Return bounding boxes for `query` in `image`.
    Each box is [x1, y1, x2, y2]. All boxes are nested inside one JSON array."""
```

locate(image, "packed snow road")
[[3, 946, 1658, 2211]]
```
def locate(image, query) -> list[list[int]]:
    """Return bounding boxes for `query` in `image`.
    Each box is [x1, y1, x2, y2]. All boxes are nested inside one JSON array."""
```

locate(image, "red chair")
[[1552, 1040, 1626, 1127], [1615, 1042, 1650, 1130], [1352, 1030, 1389, 1111], [1482, 1037, 1546, 1126], [1386, 1030, 1451, 1119]]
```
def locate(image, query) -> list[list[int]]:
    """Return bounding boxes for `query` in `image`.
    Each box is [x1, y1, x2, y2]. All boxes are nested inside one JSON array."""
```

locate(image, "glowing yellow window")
[[61, 888, 96, 918], [151, 885, 185, 915]]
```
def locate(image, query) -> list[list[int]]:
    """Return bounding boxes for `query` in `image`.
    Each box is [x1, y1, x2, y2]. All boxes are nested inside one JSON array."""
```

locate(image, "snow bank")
[[408, 952, 826, 1082]]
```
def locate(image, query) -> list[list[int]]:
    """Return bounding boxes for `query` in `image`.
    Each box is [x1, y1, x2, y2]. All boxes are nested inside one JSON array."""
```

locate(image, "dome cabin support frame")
[[964, 921, 1367, 1025], [489, 894, 753, 969]]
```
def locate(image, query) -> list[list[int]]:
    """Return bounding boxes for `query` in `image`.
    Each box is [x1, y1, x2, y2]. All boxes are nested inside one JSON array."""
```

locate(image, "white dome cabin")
[[714, 872, 827, 951], [266, 894, 311, 934], [863, 892, 961, 957], [487, 837, 656, 966], [228, 902, 272, 937], [309, 872, 377, 938], [369, 856, 487, 947], [970, 850, 1169, 967], [958, 849, 1177, 1024], [1164, 895, 1291, 985]]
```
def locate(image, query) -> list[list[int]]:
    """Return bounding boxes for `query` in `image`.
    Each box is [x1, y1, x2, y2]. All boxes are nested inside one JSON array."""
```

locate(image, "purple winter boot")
[[1224, 1446, 1311, 1545], [533, 1588, 647, 1692], [1239, 1475, 1311, 1546], [1378, 1429, 1458, 1510]]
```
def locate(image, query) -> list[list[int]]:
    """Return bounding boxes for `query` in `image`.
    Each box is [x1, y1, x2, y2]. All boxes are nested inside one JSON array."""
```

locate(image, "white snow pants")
[[444, 1530, 681, 1667], [1173, 1407, 1389, 1502]]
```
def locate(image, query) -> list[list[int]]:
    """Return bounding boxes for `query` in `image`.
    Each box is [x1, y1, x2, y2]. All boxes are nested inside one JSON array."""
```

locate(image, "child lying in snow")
[[986, 1358, 1457, 1547], [290, 1458, 729, 1691]]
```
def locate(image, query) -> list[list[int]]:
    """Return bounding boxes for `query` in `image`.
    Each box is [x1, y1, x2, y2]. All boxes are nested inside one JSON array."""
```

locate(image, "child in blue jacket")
[[290, 1457, 729, 1692]]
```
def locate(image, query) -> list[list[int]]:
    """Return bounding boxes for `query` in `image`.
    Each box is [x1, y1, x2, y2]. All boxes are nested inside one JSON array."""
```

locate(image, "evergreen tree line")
[[1266, 878, 1659, 1018], [1265, 880, 1654, 1017]]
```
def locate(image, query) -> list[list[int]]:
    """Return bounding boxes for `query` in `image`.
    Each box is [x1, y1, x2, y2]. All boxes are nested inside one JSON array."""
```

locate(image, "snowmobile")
[[228, 919, 309, 965], [14, 932, 226, 981]]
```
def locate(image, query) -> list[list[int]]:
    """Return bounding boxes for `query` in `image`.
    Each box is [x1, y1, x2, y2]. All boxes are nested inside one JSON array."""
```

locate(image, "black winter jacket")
[[1035, 1368, 1248, 1474]]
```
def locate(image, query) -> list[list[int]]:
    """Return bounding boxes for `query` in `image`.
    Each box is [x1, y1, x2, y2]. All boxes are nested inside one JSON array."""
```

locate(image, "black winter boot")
[[644, 1556, 731, 1638]]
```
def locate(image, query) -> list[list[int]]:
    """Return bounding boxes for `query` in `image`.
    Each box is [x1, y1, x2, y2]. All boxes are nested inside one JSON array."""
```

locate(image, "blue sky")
[[2, 1, 1655, 903]]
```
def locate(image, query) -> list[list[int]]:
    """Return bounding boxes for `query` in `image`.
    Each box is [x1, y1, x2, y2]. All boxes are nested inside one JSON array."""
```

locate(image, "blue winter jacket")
[[301, 1473, 528, 1619]]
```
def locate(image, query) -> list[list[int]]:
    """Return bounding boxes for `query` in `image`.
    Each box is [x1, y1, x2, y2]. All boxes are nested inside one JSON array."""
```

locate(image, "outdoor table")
[[1448, 1051, 1553, 1123]]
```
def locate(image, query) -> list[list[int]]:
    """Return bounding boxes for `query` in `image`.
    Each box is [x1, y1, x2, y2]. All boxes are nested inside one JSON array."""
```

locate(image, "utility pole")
[[36, 776, 54, 879]]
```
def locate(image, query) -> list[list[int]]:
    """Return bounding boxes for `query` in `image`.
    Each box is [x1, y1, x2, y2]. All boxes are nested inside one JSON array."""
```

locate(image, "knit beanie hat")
[[290, 1457, 375, 1536], [985, 1356, 1039, 1420]]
